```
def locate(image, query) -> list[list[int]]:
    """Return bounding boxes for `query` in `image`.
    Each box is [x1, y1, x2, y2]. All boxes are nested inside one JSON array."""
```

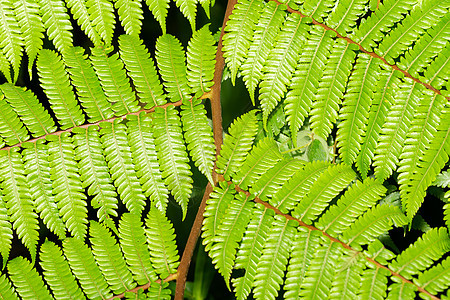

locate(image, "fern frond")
[[155, 34, 190, 102], [284, 228, 322, 299], [37, 49, 85, 129], [271, 160, 330, 213], [63, 46, 114, 122], [14, 0, 44, 75], [0, 148, 39, 260], [390, 227, 450, 280], [152, 106, 192, 218], [417, 256, 450, 296], [119, 213, 157, 285], [0, 83, 56, 136], [119, 34, 166, 108], [144, 0, 169, 33], [259, 14, 308, 126], [253, 217, 296, 300], [386, 281, 417, 299], [126, 113, 168, 212], [216, 110, 258, 180], [39, 0, 73, 53], [404, 108, 450, 219], [145, 208, 180, 279], [209, 192, 254, 289], [186, 25, 216, 95], [39, 240, 86, 299], [337, 54, 380, 165], [310, 39, 357, 139], [181, 97, 216, 183], [63, 237, 113, 299], [114, 0, 143, 36], [234, 137, 283, 189], [232, 205, 273, 300], [301, 0, 335, 22], [0, 274, 19, 299], [329, 250, 365, 300], [285, 27, 333, 142], [373, 78, 420, 181], [0, 0, 23, 82], [22, 140, 66, 239], [0, 51, 11, 83], [293, 163, 356, 224], [240, 1, 285, 103], [424, 44, 449, 89], [0, 94, 29, 145], [86, 0, 115, 46], [65, 0, 102, 46], [100, 120, 146, 214], [91, 45, 140, 115], [73, 126, 118, 225], [174, 0, 196, 31], [90, 221, 135, 293], [359, 265, 390, 300], [147, 281, 171, 299], [202, 182, 236, 252], [326, 0, 367, 36], [222, 0, 263, 84], [316, 177, 387, 236], [47, 133, 87, 239], [0, 191, 12, 269], [352, 0, 416, 51], [434, 170, 450, 187], [8, 257, 52, 299]]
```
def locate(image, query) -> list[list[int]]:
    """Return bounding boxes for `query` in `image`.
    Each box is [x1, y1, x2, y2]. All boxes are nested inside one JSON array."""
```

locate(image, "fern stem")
[[106, 273, 177, 299]]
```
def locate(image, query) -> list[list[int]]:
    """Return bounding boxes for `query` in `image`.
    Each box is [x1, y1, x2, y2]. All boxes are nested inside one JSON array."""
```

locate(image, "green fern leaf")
[[373, 78, 420, 181], [126, 113, 168, 212], [145, 208, 180, 279], [39, 240, 86, 300], [271, 160, 330, 213], [0, 51, 11, 83], [209, 192, 253, 289], [222, 0, 263, 84], [0, 94, 29, 145], [63, 237, 113, 299], [8, 257, 52, 299], [424, 45, 449, 89], [285, 27, 333, 142], [174, 0, 196, 30], [22, 140, 66, 239], [434, 170, 450, 187], [216, 110, 258, 180], [90, 221, 135, 293], [187, 25, 216, 95], [253, 217, 297, 300], [156, 34, 190, 102], [0, 83, 57, 137], [284, 228, 322, 299], [259, 14, 308, 126], [356, 68, 397, 178], [152, 106, 193, 218], [352, 0, 416, 52], [73, 126, 118, 225], [337, 54, 380, 165], [316, 177, 387, 237], [329, 250, 365, 300], [386, 281, 417, 299], [326, 0, 367, 36], [37, 49, 85, 129], [119, 213, 157, 285], [359, 265, 390, 300], [65, 0, 102, 46], [47, 133, 87, 239], [14, 0, 44, 75], [202, 182, 236, 252], [301, 0, 335, 22], [86, 0, 115, 46], [181, 97, 216, 184], [114, 0, 143, 36], [390, 228, 450, 280], [416, 256, 450, 296], [0, 192, 12, 269], [234, 137, 283, 189], [145, 0, 169, 33], [0, 0, 23, 83], [147, 281, 171, 299], [240, 1, 285, 103], [0, 148, 39, 260], [100, 120, 146, 214], [119, 34, 166, 108], [293, 163, 356, 224], [0, 274, 19, 299], [39, 0, 73, 53], [64, 46, 114, 122], [310, 39, 357, 139], [91, 45, 140, 116], [232, 205, 273, 300]]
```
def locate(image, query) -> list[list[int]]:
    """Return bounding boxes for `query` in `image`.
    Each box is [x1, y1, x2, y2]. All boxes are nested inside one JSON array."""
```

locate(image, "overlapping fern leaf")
[[223, 0, 450, 221], [203, 111, 450, 299]]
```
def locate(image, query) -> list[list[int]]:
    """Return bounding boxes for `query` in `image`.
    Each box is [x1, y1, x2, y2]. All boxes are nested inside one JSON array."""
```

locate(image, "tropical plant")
[[0, 0, 448, 299]]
